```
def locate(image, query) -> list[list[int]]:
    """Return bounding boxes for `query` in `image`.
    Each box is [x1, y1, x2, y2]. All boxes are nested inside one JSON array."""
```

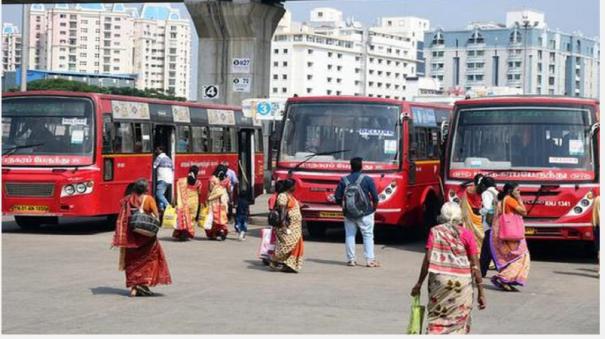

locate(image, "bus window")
[[133, 123, 152, 153], [177, 125, 191, 153], [224, 127, 237, 152], [191, 126, 209, 153], [114, 122, 134, 153], [209, 126, 224, 153]]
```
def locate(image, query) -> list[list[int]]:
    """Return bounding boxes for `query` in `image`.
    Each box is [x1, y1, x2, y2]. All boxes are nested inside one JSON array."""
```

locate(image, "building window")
[[307, 62, 313, 67], [468, 30, 484, 44], [307, 75, 313, 80], [272, 88, 278, 93], [307, 49, 313, 54], [282, 74, 287, 80], [283, 61, 287, 67], [510, 29, 522, 43], [432, 31, 444, 45], [282, 88, 287, 93], [273, 61, 278, 67], [283, 48, 288, 54], [306, 88, 312, 94]]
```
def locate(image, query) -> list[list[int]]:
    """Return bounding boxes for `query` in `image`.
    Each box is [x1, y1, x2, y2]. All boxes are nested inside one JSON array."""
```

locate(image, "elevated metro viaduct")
[[4, 0, 287, 106]]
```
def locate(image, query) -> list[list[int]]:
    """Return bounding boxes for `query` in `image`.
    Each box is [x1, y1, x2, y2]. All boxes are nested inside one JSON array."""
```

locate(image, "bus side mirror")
[[440, 121, 449, 143], [589, 122, 599, 139]]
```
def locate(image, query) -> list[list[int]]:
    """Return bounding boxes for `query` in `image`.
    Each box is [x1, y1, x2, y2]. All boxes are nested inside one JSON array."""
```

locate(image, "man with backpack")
[[334, 157, 380, 267]]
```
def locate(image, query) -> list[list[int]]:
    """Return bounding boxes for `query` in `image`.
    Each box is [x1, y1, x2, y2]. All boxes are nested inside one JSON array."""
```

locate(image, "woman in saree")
[[172, 166, 203, 241], [205, 165, 230, 240], [460, 174, 486, 254], [112, 179, 172, 297], [490, 182, 530, 291], [270, 178, 304, 273], [411, 202, 486, 334]]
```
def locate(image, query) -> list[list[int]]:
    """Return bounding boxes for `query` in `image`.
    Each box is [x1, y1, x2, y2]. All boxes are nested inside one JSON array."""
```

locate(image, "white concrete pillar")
[[185, 0, 285, 105]]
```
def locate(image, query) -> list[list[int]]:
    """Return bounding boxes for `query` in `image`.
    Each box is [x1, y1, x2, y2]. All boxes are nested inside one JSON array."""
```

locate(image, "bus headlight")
[[565, 191, 595, 217], [76, 183, 87, 193], [63, 185, 75, 196], [61, 181, 94, 197], [378, 181, 397, 202]]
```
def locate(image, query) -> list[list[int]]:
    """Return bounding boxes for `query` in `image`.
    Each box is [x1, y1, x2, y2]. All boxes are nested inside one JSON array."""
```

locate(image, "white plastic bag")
[[203, 209, 213, 230]]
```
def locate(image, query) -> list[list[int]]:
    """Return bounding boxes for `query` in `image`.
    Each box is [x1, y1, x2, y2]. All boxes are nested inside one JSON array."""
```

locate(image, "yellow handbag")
[[162, 205, 177, 229], [197, 205, 209, 229]]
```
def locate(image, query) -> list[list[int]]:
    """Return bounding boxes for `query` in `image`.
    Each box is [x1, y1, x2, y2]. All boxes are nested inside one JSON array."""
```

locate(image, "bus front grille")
[[5, 183, 55, 197]]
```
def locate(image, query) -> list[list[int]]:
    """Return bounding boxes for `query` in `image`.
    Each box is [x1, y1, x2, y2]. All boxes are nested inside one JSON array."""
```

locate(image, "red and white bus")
[[443, 96, 599, 241], [2, 91, 264, 229], [272, 96, 451, 237]]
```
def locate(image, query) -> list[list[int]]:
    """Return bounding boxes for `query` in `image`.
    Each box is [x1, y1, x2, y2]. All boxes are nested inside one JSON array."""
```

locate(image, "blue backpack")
[[342, 174, 371, 219]]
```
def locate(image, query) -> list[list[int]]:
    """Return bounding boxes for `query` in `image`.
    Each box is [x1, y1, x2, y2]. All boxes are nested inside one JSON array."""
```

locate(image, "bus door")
[[238, 128, 255, 203], [153, 125, 175, 204]]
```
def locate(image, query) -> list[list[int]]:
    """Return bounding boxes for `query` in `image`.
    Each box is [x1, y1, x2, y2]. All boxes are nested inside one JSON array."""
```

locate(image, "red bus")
[[272, 96, 451, 237], [443, 96, 599, 241], [2, 91, 264, 229]]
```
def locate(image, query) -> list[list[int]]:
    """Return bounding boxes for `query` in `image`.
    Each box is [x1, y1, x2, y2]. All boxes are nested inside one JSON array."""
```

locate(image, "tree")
[[8, 78, 186, 101]]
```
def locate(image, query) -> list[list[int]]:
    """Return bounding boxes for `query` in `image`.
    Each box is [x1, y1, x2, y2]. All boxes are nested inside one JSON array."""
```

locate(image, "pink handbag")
[[498, 197, 525, 241]]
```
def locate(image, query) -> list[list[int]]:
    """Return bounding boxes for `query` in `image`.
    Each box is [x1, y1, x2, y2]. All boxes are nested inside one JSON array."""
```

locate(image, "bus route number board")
[[202, 85, 219, 99]]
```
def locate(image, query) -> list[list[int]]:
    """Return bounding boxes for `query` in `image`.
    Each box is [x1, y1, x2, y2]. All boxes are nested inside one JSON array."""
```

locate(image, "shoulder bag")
[[130, 195, 161, 237]]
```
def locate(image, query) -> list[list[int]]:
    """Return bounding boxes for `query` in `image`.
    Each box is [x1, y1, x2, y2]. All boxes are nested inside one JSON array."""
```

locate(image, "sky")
[[1, 0, 600, 100]]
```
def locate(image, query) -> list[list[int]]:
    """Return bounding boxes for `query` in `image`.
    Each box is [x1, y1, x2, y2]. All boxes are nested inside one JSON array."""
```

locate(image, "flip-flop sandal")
[[491, 276, 512, 291], [135, 286, 153, 296]]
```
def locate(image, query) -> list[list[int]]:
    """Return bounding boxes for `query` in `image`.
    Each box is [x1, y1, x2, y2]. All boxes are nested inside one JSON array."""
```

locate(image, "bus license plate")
[[319, 211, 342, 218], [10, 205, 49, 213], [525, 227, 536, 235]]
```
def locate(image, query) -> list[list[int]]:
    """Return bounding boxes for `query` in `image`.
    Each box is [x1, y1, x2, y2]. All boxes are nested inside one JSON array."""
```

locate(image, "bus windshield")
[[2, 97, 95, 160], [450, 107, 594, 171], [279, 102, 401, 165]]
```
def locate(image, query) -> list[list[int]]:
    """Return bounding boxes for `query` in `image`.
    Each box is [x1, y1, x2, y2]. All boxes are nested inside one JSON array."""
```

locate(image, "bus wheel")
[[422, 195, 441, 237], [14, 216, 43, 230], [306, 222, 327, 239]]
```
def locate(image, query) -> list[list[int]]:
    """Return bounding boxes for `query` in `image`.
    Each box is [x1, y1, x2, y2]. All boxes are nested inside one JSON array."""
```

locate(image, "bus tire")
[[306, 222, 327, 238], [14, 216, 43, 230], [422, 194, 441, 237]]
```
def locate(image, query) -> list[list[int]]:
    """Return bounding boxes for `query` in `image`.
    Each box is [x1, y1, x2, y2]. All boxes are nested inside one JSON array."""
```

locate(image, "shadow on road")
[[552, 270, 599, 279], [243, 259, 273, 272], [306, 258, 348, 267], [527, 240, 597, 264], [2, 218, 114, 235], [90, 287, 130, 296]]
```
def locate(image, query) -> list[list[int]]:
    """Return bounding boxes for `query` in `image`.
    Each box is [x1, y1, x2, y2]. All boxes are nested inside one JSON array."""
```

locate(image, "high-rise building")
[[270, 8, 439, 100], [2, 23, 22, 74], [424, 10, 599, 98], [8, 3, 191, 98]]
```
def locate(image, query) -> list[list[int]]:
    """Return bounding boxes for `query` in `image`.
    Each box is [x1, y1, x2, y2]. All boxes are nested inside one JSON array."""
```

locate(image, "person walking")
[[478, 176, 498, 277], [460, 174, 485, 254], [490, 183, 530, 291], [334, 157, 380, 267], [234, 191, 250, 240], [112, 179, 172, 297], [172, 166, 202, 241], [270, 178, 304, 273], [153, 146, 174, 214], [221, 160, 239, 221], [205, 165, 230, 240], [411, 202, 486, 334]]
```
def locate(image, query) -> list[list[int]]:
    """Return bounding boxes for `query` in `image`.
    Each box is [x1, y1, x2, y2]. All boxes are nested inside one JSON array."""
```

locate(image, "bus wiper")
[[2, 143, 44, 156], [526, 184, 560, 216], [288, 149, 350, 175]]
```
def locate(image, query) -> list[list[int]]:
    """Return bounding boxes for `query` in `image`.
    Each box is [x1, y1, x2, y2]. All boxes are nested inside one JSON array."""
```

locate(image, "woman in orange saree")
[[270, 179, 304, 273], [460, 174, 485, 254], [172, 166, 202, 241], [112, 179, 172, 297]]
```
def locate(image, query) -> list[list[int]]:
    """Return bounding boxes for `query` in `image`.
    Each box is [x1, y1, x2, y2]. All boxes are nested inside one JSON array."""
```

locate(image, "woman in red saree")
[[205, 165, 230, 240], [172, 166, 202, 241], [112, 179, 172, 297]]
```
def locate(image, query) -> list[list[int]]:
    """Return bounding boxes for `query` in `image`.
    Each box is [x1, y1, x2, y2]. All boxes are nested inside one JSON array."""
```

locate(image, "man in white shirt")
[[153, 146, 174, 212]]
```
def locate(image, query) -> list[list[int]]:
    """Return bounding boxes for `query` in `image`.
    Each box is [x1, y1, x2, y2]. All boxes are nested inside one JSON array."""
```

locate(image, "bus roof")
[[286, 95, 401, 106], [454, 95, 599, 108], [2, 90, 242, 111]]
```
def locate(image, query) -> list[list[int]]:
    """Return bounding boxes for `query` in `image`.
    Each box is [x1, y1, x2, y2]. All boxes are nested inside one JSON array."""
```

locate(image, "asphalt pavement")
[[1, 194, 599, 334]]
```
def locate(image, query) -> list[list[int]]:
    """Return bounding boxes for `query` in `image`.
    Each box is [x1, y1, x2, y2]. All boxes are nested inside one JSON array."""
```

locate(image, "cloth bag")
[[162, 205, 177, 229], [257, 228, 275, 259], [203, 207, 213, 230], [498, 197, 525, 241], [197, 205, 209, 229], [406, 295, 425, 334]]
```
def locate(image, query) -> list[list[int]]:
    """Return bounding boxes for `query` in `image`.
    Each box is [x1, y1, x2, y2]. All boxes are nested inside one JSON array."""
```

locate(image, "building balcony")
[[466, 56, 485, 63], [430, 68, 445, 75], [507, 68, 522, 74], [466, 68, 485, 75], [507, 54, 522, 61]]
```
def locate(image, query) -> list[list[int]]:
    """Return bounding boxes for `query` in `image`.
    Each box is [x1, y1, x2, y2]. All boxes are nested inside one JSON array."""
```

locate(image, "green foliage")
[[8, 78, 186, 101]]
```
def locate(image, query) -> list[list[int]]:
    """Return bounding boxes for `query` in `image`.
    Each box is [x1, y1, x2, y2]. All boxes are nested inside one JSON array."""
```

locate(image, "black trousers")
[[479, 229, 493, 277]]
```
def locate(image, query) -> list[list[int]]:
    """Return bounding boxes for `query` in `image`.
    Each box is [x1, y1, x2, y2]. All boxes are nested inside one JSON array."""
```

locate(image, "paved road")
[[1, 195, 599, 334]]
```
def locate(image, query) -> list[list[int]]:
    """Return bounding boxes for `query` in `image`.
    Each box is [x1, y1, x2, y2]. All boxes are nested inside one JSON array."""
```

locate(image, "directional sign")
[[232, 58, 252, 73], [232, 77, 251, 93], [202, 85, 219, 99], [256, 101, 272, 116]]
